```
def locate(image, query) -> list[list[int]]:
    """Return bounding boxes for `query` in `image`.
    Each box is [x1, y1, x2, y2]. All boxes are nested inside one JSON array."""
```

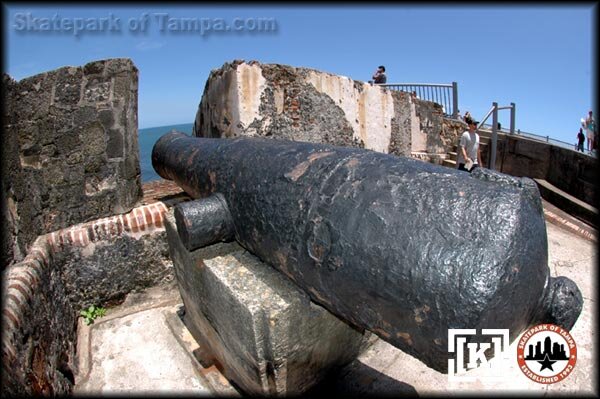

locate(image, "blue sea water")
[[138, 123, 194, 182]]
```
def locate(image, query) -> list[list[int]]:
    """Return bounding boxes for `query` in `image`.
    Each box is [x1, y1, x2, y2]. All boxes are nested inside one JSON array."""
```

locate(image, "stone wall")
[[1, 202, 173, 396], [491, 134, 597, 206], [547, 146, 597, 206], [414, 97, 445, 154], [493, 135, 550, 178], [440, 117, 467, 154], [193, 60, 446, 158], [2, 75, 20, 268], [2, 59, 142, 270], [2, 238, 77, 396], [51, 203, 173, 310]]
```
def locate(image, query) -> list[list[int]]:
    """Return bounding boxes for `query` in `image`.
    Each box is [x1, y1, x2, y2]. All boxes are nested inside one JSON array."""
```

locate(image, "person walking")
[[457, 117, 483, 172]]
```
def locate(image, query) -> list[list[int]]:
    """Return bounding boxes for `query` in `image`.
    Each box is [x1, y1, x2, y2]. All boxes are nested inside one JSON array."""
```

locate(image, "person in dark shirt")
[[372, 65, 387, 84], [577, 128, 585, 152]]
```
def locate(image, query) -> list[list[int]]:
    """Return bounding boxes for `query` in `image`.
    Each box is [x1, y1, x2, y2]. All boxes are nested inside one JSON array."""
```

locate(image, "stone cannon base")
[[164, 210, 375, 396]]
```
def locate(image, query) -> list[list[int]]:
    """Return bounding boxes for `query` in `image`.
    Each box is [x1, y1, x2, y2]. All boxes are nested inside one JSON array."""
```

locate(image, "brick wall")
[[1, 201, 173, 395]]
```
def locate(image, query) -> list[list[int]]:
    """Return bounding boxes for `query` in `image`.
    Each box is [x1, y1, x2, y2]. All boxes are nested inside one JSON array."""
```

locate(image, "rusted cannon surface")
[[152, 131, 582, 373]]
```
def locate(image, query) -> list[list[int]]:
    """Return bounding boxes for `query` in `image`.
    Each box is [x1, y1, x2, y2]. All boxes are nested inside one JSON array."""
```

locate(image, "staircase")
[[442, 129, 493, 169]]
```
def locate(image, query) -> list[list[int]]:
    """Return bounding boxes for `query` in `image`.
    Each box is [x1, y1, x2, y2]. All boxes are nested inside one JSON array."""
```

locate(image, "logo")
[[517, 323, 577, 384], [448, 329, 510, 382]]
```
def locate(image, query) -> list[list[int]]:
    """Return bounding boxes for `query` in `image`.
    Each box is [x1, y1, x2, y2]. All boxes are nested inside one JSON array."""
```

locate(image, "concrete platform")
[[73, 282, 237, 396], [73, 221, 597, 396]]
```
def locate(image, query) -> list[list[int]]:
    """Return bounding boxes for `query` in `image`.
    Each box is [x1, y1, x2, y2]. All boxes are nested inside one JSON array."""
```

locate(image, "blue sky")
[[4, 4, 595, 146]]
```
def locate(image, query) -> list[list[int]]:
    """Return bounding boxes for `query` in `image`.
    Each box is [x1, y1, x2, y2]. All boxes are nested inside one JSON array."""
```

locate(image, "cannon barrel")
[[152, 131, 582, 372]]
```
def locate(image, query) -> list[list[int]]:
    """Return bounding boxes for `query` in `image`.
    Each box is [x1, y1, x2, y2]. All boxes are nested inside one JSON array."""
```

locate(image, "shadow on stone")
[[307, 360, 419, 397], [157, 193, 191, 207]]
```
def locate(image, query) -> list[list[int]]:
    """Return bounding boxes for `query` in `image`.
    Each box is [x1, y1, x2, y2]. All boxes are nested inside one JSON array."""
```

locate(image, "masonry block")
[[164, 210, 375, 396]]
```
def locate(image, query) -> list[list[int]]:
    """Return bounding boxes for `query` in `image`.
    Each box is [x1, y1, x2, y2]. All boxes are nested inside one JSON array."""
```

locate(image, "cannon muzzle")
[[152, 131, 582, 373]]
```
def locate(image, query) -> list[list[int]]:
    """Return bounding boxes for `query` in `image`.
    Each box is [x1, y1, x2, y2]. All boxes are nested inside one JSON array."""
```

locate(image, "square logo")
[[448, 328, 510, 382]]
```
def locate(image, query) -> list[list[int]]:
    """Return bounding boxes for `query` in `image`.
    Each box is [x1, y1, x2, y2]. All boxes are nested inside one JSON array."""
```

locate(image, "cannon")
[[152, 131, 582, 373]]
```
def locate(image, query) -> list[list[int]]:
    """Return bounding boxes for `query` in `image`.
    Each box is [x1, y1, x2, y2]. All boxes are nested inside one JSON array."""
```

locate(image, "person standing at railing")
[[577, 128, 586, 152], [371, 65, 387, 84], [594, 124, 598, 154], [585, 110, 595, 152], [457, 117, 483, 172]]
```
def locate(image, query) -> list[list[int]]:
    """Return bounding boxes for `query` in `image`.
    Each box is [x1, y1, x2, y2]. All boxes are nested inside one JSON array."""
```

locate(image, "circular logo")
[[517, 324, 577, 384]]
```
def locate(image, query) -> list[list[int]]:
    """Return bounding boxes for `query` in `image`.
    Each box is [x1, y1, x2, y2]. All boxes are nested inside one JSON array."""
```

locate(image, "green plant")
[[80, 305, 106, 325]]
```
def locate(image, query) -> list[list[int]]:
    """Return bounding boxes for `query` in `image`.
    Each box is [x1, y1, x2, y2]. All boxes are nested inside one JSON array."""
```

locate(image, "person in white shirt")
[[585, 110, 595, 152], [457, 117, 483, 172]]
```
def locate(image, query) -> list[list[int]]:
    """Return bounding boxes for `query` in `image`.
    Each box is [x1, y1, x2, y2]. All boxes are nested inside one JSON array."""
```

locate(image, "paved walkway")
[[74, 283, 237, 396], [542, 198, 597, 243]]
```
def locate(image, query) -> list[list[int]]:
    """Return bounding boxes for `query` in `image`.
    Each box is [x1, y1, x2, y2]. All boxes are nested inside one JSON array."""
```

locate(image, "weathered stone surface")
[[413, 97, 445, 154], [165, 211, 375, 396], [440, 117, 467, 154], [193, 60, 448, 158], [2, 201, 175, 396], [2, 246, 78, 396], [388, 90, 413, 156], [2, 74, 22, 267], [2, 59, 142, 269], [546, 145, 597, 207], [57, 232, 172, 310]]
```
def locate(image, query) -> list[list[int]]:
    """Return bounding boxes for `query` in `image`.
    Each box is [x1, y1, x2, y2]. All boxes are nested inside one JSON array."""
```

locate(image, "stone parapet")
[[193, 60, 446, 157], [2, 59, 142, 269], [1, 200, 173, 396]]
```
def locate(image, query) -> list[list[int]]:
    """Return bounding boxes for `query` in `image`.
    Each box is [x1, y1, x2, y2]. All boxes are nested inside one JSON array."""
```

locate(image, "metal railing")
[[475, 102, 516, 169], [478, 123, 595, 155], [377, 82, 458, 118], [475, 102, 596, 164]]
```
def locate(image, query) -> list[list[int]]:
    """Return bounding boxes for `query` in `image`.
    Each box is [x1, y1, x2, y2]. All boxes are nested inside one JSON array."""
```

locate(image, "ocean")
[[138, 122, 194, 182]]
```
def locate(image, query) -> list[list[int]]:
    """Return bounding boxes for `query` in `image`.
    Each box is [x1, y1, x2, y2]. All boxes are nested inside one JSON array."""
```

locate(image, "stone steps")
[[442, 159, 456, 168]]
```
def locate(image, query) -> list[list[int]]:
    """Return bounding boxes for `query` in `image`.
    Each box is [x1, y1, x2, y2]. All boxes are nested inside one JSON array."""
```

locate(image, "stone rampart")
[[193, 60, 447, 158], [2, 59, 142, 269]]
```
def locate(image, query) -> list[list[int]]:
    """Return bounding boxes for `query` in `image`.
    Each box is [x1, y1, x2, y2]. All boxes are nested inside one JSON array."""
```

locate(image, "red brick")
[[3, 308, 20, 329], [6, 294, 24, 312], [22, 269, 40, 287], [11, 277, 34, 295], [8, 284, 31, 303], [143, 207, 153, 227], [129, 213, 139, 233]]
